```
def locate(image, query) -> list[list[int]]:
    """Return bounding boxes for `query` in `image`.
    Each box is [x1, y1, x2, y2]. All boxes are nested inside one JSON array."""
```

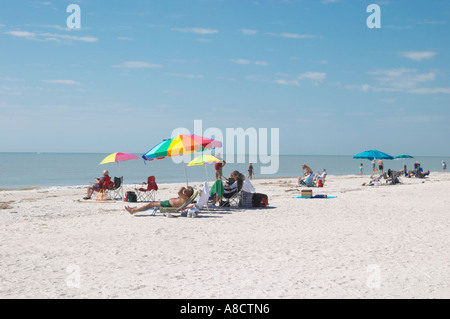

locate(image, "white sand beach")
[[1, 174, 449, 299]]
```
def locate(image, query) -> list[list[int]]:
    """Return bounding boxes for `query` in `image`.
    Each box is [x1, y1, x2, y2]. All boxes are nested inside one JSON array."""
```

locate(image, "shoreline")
[[1, 171, 448, 193]]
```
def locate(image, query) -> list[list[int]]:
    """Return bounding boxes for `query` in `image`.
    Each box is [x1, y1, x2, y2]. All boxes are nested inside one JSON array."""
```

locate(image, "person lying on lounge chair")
[[125, 186, 194, 215]]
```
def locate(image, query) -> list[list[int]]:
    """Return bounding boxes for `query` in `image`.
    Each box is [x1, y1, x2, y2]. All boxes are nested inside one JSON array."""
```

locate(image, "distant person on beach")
[[371, 160, 376, 175], [443, 161, 447, 172], [298, 164, 313, 184], [84, 170, 110, 200], [360, 163, 364, 175], [215, 157, 226, 180], [248, 163, 254, 180], [125, 186, 194, 215], [378, 159, 384, 175]]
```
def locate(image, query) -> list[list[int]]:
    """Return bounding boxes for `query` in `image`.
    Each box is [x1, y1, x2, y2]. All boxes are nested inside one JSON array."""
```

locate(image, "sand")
[[0, 173, 449, 299]]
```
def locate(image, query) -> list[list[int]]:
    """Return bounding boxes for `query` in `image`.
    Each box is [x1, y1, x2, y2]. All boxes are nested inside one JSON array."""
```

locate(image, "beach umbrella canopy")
[[142, 135, 221, 161], [142, 135, 222, 185], [187, 155, 221, 166], [100, 152, 140, 165], [188, 155, 221, 184], [395, 155, 414, 159], [353, 150, 394, 161]]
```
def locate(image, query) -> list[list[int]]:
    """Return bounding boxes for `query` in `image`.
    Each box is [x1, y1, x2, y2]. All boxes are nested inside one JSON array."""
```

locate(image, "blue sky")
[[0, 0, 449, 156]]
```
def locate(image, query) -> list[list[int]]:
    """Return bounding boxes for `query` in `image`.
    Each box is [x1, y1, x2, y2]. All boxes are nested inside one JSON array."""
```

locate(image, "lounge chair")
[[367, 174, 384, 186], [135, 176, 158, 202], [155, 190, 201, 217]]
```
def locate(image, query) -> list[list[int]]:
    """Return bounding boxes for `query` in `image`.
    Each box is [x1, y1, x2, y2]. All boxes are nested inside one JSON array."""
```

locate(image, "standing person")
[[443, 161, 447, 172], [371, 160, 376, 175], [378, 159, 384, 175], [359, 163, 364, 176], [248, 163, 254, 180], [215, 157, 226, 180]]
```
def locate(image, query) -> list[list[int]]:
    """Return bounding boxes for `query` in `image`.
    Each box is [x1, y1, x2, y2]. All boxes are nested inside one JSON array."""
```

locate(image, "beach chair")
[[135, 176, 158, 202], [220, 178, 244, 208], [107, 176, 124, 200], [386, 170, 402, 185], [368, 174, 384, 186], [158, 190, 201, 217]]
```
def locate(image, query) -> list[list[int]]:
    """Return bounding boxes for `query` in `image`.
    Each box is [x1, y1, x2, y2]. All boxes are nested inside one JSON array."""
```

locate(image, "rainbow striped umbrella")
[[142, 135, 222, 185], [142, 135, 221, 161]]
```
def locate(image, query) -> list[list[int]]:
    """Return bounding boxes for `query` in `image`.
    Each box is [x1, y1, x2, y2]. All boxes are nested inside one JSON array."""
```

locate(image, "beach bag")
[[240, 191, 253, 208], [252, 193, 268, 208], [125, 191, 137, 203], [96, 189, 107, 201]]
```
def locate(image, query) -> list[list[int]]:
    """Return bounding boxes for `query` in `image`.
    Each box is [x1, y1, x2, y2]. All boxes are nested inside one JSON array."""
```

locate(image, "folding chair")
[[136, 176, 158, 202], [107, 176, 124, 200], [220, 178, 244, 208]]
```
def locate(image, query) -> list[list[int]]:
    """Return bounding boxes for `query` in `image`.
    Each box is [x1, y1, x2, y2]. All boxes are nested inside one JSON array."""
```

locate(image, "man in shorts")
[[125, 186, 194, 215], [378, 159, 384, 175]]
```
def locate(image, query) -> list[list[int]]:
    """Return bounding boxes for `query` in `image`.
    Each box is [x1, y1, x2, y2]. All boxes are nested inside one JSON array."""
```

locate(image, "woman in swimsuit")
[[248, 163, 254, 180]]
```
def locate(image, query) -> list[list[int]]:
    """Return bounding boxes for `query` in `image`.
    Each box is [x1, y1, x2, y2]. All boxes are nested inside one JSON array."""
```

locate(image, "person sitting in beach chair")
[[84, 170, 113, 200], [299, 173, 315, 187], [210, 171, 244, 207], [386, 169, 402, 185], [125, 186, 194, 215]]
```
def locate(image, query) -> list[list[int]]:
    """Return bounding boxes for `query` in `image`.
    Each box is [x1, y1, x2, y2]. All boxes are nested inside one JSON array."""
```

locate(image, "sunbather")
[[125, 186, 194, 215], [84, 170, 110, 200]]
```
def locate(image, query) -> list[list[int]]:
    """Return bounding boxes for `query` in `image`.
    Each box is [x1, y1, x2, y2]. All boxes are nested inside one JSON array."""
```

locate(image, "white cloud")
[[230, 59, 269, 66], [399, 51, 437, 61], [165, 73, 203, 79], [274, 72, 326, 87], [4, 31, 37, 39], [171, 27, 218, 35], [0, 77, 25, 82], [298, 72, 326, 83], [112, 61, 163, 69], [241, 29, 258, 35], [4, 30, 98, 43], [230, 59, 251, 65], [266, 32, 320, 39], [42, 80, 81, 85], [347, 68, 450, 94], [369, 68, 436, 91]]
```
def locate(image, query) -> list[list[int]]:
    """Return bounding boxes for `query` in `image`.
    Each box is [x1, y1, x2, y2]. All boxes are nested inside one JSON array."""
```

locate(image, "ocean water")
[[0, 152, 447, 189]]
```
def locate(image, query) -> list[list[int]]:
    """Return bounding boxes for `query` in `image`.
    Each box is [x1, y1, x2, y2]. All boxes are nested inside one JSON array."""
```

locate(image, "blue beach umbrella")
[[395, 155, 414, 159], [353, 150, 395, 161]]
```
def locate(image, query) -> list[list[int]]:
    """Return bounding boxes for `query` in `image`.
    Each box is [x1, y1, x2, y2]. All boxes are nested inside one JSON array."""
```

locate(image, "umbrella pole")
[[204, 164, 209, 184], [183, 158, 189, 187]]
